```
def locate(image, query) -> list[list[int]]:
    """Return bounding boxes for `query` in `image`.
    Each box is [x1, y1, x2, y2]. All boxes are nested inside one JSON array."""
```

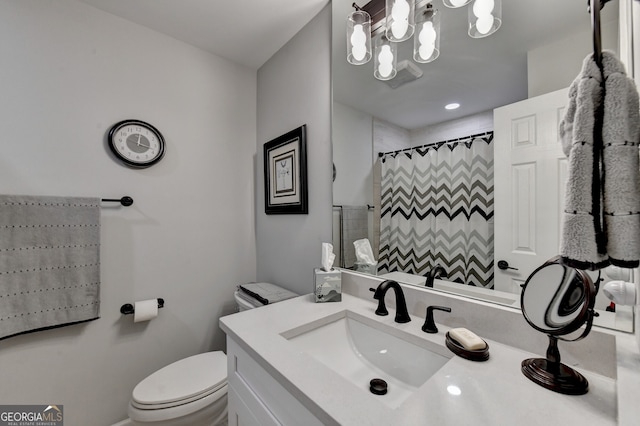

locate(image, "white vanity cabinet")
[[226, 337, 325, 426], [221, 293, 620, 426]]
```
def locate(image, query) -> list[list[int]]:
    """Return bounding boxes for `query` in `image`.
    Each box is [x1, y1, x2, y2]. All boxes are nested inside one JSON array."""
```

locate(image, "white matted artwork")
[[264, 125, 308, 214]]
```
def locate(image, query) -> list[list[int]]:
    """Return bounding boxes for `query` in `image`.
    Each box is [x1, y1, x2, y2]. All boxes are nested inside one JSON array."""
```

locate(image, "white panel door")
[[493, 88, 569, 293]]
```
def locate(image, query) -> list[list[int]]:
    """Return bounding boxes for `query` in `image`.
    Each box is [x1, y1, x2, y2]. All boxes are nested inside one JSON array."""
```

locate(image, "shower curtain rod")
[[378, 130, 493, 158]]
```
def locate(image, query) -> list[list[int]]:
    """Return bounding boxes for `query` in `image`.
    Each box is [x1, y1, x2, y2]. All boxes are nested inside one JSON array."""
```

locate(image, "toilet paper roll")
[[134, 299, 158, 323]]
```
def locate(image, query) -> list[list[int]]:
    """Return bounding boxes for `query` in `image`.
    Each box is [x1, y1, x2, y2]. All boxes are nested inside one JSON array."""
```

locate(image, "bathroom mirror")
[[520, 258, 597, 395], [331, 0, 634, 332]]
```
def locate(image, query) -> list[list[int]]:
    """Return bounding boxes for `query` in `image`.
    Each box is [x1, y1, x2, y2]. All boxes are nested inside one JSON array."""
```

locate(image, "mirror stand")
[[520, 259, 596, 395], [521, 335, 588, 395]]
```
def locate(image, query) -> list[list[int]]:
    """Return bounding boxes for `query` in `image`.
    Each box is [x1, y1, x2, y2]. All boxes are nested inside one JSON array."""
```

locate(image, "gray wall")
[[409, 111, 494, 146], [256, 5, 333, 295], [332, 102, 373, 207], [527, 14, 618, 98], [0, 1, 256, 424]]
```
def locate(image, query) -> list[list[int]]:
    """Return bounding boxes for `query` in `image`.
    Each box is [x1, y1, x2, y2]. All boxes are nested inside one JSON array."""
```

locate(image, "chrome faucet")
[[370, 280, 411, 323], [425, 265, 447, 288]]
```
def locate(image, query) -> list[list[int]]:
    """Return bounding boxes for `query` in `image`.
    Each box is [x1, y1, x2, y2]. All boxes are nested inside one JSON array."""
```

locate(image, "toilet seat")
[[128, 385, 227, 424], [130, 351, 227, 413], [131, 383, 225, 410]]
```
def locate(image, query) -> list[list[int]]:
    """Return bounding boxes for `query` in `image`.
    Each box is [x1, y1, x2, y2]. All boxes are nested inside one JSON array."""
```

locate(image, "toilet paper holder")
[[120, 298, 164, 315]]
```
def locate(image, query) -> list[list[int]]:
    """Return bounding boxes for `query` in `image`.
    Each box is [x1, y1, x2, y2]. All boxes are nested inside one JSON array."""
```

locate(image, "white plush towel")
[[559, 51, 640, 270]]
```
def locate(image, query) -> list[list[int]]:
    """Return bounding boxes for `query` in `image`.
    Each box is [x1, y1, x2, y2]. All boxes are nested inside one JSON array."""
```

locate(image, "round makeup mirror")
[[520, 257, 597, 395]]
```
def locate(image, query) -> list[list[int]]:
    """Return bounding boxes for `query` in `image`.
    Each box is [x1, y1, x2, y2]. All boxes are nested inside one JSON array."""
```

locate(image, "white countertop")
[[220, 293, 618, 425]]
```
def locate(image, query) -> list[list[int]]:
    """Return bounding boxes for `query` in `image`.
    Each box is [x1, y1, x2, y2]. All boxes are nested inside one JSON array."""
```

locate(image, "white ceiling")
[[78, 0, 619, 130], [78, 0, 329, 69]]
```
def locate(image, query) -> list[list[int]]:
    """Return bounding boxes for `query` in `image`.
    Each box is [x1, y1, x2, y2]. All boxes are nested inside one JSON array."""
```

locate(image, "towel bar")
[[120, 298, 164, 315], [101, 196, 134, 206], [332, 204, 375, 210]]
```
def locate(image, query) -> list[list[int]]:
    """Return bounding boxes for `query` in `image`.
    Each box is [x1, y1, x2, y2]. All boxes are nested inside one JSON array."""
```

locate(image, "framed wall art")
[[264, 125, 308, 214]]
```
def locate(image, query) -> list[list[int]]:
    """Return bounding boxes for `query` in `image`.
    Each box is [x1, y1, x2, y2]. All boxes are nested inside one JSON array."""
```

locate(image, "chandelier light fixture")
[[346, 0, 501, 81]]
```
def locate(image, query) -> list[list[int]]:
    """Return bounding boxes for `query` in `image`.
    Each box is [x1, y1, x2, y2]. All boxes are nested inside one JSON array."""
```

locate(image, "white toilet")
[[127, 351, 228, 426], [114, 284, 296, 426]]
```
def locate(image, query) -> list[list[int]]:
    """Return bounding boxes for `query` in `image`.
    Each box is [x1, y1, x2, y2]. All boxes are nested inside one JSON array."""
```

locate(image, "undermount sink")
[[281, 310, 452, 408]]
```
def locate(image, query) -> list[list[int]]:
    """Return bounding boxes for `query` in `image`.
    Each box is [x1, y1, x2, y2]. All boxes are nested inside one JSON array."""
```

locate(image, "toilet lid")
[[132, 351, 227, 406]]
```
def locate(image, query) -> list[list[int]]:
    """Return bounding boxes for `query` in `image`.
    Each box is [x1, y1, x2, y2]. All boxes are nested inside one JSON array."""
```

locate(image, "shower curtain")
[[377, 133, 494, 288]]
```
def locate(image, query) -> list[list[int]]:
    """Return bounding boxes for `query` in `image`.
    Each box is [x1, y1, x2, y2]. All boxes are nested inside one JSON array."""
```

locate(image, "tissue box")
[[314, 268, 342, 302], [354, 262, 378, 275]]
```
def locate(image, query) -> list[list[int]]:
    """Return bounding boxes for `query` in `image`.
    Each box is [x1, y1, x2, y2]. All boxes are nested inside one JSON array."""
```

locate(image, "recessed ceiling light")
[[447, 385, 462, 396], [445, 103, 460, 110]]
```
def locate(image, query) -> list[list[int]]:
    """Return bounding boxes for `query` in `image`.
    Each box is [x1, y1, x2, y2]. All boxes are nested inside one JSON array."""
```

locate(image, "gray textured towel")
[[0, 195, 100, 339], [238, 282, 298, 305], [559, 51, 640, 269]]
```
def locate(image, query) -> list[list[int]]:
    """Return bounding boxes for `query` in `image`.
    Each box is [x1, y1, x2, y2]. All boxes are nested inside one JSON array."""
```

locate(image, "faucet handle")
[[422, 305, 452, 334], [369, 287, 389, 316]]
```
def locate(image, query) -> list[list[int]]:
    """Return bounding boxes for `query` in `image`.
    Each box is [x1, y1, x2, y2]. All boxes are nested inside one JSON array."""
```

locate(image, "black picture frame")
[[264, 125, 308, 214]]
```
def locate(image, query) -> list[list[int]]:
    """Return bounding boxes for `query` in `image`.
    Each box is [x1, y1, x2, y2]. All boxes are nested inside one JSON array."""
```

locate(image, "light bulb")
[[350, 24, 367, 61], [391, 19, 409, 39], [391, 0, 410, 20], [419, 43, 435, 61], [476, 15, 494, 34], [419, 21, 436, 45], [352, 45, 366, 61], [418, 21, 436, 61], [351, 24, 366, 45], [473, 0, 494, 18], [389, 0, 411, 39], [377, 44, 394, 78], [378, 62, 393, 78], [378, 45, 393, 62]]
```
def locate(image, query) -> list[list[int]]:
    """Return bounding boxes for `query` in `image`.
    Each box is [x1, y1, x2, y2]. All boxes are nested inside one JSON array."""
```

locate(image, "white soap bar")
[[449, 328, 487, 351]]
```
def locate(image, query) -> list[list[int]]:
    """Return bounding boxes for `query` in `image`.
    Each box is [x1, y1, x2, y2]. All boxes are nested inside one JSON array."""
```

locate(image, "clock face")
[[108, 120, 165, 168]]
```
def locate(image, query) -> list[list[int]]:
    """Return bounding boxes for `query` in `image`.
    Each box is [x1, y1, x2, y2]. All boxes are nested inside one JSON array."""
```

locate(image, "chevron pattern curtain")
[[378, 133, 494, 288]]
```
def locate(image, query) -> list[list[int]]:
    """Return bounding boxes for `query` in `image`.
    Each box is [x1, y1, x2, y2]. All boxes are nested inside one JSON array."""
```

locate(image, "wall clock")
[[108, 119, 165, 168]]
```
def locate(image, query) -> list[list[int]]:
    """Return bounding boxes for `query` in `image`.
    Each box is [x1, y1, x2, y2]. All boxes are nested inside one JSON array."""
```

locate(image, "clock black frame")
[[107, 119, 165, 168]]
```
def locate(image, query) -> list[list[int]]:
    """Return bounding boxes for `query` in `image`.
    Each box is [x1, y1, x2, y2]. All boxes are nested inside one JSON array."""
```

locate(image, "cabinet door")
[[226, 337, 325, 426], [228, 385, 279, 426]]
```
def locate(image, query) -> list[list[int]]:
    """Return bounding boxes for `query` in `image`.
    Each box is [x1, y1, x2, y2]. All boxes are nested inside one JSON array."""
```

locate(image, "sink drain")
[[369, 378, 388, 395]]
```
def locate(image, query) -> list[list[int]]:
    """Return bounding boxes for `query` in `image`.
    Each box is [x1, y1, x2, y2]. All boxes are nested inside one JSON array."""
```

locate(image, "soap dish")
[[445, 332, 490, 361]]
